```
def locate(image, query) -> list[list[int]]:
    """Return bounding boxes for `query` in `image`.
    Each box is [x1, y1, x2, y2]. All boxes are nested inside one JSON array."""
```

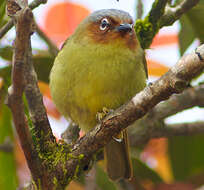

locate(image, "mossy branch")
[[6, 1, 58, 189], [135, 0, 168, 49], [135, 0, 200, 49], [6, 2, 43, 186]]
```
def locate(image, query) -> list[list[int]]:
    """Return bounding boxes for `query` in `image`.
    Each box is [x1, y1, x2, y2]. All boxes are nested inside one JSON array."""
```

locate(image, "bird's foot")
[[96, 107, 113, 122], [97, 107, 123, 142], [113, 132, 123, 142]]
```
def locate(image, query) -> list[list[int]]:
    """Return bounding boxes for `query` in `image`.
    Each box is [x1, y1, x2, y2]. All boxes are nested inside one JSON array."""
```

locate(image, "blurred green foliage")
[[0, 92, 18, 189], [0, 0, 6, 27], [96, 165, 118, 190], [178, 1, 204, 55], [132, 158, 163, 183], [169, 135, 204, 183]]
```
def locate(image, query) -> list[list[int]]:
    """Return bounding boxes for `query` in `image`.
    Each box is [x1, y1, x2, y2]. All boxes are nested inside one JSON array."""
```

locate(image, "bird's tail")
[[104, 129, 133, 181]]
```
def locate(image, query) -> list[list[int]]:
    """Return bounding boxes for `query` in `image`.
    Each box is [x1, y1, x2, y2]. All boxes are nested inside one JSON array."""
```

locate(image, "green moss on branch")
[[135, 0, 168, 49]]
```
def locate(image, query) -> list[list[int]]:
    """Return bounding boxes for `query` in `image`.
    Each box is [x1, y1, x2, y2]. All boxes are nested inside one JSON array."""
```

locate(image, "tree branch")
[[129, 120, 204, 147], [0, 0, 47, 39], [136, 0, 143, 19], [135, 0, 168, 49], [7, 1, 56, 188], [135, 0, 200, 49], [160, 122, 204, 137], [146, 84, 204, 121], [6, 4, 41, 183], [23, 27, 56, 150], [61, 122, 80, 144], [131, 121, 204, 143], [129, 84, 204, 146], [7, 0, 55, 149], [0, 21, 13, 39], [160, 0, 200, 27]]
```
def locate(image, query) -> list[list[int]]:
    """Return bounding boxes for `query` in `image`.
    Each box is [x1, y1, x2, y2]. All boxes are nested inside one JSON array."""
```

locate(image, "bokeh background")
[[0, 0, 204, 189]]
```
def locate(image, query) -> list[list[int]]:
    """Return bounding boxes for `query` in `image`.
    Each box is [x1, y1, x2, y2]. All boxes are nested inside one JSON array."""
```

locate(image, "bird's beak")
[[116, 23, 133, 33]]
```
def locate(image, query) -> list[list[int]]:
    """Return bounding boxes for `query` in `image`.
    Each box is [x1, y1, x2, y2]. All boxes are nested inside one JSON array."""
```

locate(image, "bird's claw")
[[96, 107, 113, 122], [113, 132, 124, 142]]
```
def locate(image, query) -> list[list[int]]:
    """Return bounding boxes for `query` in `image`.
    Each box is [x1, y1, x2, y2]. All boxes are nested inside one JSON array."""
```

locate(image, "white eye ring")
[[100, 18, 109, 31]]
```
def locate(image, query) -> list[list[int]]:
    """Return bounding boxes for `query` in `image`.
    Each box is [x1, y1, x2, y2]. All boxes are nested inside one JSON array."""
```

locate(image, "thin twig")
[[160, 0, 200, 27], [147, 84, 204, 121], [35, 24, 59, 57], [136, 0, 143, 19], [0, 20, 13, 39], [0, 0, 47, 39], [29, 0, 47, 9], [135, 0, 200, 49], [131, 121, 204, 143], [129, 82, 204, 146], [161, 122, 204, 137]]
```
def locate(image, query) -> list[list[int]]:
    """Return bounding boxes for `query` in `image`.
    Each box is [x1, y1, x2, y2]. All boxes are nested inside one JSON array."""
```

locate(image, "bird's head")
[[73, 9, 138, 50]]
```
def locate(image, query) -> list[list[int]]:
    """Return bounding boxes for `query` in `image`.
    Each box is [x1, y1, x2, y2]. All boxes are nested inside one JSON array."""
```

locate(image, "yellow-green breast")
[[50, 37, 146, 132]]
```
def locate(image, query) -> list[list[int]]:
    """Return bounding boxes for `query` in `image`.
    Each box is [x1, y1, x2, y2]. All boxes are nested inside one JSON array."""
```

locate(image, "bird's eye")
[[100, 18, 109, 31]]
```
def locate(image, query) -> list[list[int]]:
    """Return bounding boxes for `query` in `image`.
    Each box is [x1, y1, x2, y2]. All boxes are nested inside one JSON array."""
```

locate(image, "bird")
[[49, 9, 147, 181]]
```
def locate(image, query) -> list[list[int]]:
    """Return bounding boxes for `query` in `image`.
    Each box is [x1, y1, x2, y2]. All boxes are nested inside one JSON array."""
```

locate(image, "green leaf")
[[0, 50, 54, 85], [0, 46, 13, 61], [33, 51, 54, 83], [179, 15, 196, 55], [178, 2, 204, 55], [96, 165, 117, 190], [186, 2, 204, 43], [0, 0, 6, 25], [95, 158, 162, 189], [0, 66, 11, 88], [169, 135, 204, 181], [132, 158, 163, 183], [0, 92, 18, 189]]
